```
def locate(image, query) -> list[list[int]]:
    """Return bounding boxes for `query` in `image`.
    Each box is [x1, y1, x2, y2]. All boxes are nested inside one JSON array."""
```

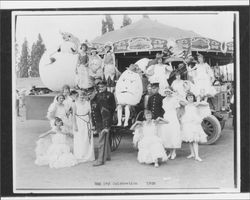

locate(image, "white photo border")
[[12, 10, 240, 194]]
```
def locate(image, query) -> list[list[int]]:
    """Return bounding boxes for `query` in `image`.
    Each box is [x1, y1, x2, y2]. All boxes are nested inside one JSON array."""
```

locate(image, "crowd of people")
[[32, 42, 223, 169]]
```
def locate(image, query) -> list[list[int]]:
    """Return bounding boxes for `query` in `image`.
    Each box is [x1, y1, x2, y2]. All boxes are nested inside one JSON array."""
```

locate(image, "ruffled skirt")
[[137, 136, 168, 164]]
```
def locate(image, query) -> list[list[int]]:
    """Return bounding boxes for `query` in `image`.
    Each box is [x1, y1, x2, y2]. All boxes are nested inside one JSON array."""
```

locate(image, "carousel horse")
[[39, 32, 81, 91]]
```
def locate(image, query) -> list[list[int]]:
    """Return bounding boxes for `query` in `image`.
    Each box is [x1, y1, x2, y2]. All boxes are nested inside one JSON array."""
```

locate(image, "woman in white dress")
[[158, 88, 182, 159], [171, 72, 186, 100], [47, 93, 72, 134], [146, 57, 173, 96], [75, 43, 94, 89], [88, 48, 103, 79], [187, 53, 216, 101], [72, 90, 95, 163], [131, 110, 168, 167], [35, 117, 77, 168]]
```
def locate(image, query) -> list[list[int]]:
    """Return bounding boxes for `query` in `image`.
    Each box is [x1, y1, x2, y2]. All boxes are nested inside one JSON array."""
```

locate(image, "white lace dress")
[[35, 128, 77, 168], [181, 103, 207, 143], [133, 121, 168, 164]]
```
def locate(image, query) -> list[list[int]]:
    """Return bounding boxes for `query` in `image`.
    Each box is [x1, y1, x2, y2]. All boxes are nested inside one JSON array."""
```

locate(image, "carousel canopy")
[[92, 18, 201, 53]]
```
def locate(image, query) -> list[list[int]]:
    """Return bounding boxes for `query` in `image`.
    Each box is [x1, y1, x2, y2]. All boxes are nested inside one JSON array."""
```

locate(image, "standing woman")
[[171, 72, 186, 100], [188, 53, 216, 101], [75, 43, 93, 89], [102, 42, 117, 92], [47, 94, 72, 134], [88, 47, 103, 80], [158, 88, 182, 159], [72, 90, 95, 163], [146, 56, 173, 96]]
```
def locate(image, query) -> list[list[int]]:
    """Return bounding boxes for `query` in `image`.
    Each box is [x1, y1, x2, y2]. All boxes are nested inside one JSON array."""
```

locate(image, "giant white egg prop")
[[115, 70, 143, 105], [39, 50, 78, 91]]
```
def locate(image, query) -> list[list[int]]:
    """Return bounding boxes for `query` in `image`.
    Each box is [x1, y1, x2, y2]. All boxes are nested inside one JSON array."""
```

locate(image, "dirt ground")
[[14, 106, 235, 192]]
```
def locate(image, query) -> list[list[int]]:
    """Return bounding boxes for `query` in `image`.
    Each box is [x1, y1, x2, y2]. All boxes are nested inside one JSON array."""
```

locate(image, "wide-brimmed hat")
[[151, 82, 160, 88], [164, 87, 175, 94], [185, 56, 197, 64], [96, 80, 107, 86], [197, 52, 204, 58], [80, 43, 88, 50], [104, 41, 114, 51], [90, 47, 98, 53]]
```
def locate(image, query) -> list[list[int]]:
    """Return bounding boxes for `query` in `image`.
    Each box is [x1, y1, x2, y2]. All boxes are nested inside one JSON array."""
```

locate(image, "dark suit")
[[90, 91, 116, 164], [147, 93, 164, 119]]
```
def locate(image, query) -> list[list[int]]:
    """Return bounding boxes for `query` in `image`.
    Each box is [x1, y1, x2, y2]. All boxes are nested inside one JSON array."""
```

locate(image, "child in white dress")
[[131, 110, 168, 167], [35, 117, 77, 168], [180, 93, 207, 162]]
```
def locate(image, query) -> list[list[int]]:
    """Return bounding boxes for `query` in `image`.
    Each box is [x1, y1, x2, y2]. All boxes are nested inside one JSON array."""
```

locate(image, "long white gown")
[[181, 103, 207, 143], [73, 100, 95, 162], [35, 127, 77, 169], [158, 96, 182, 149], [133, 121, 168, 164]]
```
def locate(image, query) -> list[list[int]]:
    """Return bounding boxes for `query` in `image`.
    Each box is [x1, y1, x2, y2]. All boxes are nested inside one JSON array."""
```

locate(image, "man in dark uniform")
[[147, 82, 164, 119], [89, 81, 116, 166]]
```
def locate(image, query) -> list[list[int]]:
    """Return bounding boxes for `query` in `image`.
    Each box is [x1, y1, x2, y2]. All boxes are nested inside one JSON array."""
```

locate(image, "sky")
[[15, 12, 235, 52]]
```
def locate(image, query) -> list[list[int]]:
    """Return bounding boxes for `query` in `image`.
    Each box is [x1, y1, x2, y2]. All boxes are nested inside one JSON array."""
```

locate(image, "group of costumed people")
[[34, 44, 217, 169], [75, 42, 119, 92]]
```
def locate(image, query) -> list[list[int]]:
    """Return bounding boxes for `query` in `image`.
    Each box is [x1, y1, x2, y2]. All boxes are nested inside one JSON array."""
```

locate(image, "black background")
[[1, 6, 249, 197]]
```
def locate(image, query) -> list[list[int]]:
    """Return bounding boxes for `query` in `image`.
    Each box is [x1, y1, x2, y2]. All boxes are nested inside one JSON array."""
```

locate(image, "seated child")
[[35, 117, 77, 168], [131, 110, 168, 167]]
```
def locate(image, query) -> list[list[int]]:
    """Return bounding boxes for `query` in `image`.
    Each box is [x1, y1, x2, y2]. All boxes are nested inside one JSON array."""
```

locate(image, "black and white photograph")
[[10, 7, 242, 195]]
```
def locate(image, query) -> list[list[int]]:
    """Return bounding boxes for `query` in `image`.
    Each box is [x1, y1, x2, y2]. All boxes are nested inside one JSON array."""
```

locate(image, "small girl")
[[180, 92, 207, 162], [131, 110, 168, 167], [35, 117, 77, 168]]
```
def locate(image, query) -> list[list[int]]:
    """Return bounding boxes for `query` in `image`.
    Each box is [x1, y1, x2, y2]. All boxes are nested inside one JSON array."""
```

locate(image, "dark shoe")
[[93, 161, 104, 167], [106, 158, 111, 161]]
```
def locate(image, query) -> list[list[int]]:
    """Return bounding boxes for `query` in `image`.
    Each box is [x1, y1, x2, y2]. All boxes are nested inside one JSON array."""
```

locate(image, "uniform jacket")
[[147, 93, 165, 119], [90, 91, 116, 131]]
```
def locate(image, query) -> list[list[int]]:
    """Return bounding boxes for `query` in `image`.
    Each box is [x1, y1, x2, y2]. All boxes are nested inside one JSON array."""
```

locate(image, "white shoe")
[[154, 162, 159, 168], [170, 153, 176, 160], [195, 157, 203, 162], [116, 122, 122, 126], [124, 122, 128, 127], [187, 154, 194, 159]]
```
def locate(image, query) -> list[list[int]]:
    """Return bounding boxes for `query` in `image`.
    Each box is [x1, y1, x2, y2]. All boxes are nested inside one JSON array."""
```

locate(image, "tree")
[[101, 15, 114, 35], [15, 42, 20, 78], [30, 34, 46, 77], [122, 14, 132, 28], [105, 15, 114, 32], [101, 19, 107, 35], [18, 38, 31, 78]]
